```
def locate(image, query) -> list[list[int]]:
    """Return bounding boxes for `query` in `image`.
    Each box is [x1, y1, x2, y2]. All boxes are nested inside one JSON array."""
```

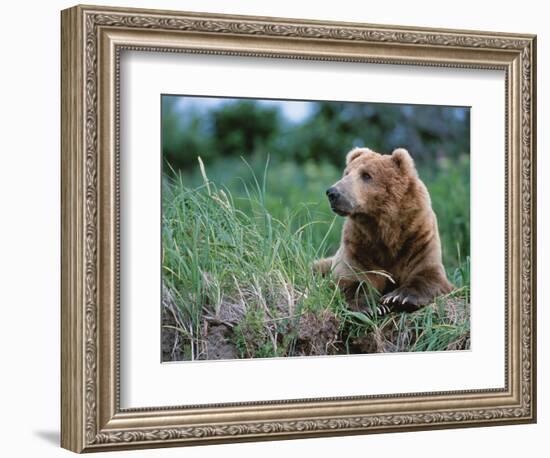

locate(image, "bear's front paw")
[[380, 288, 428, 312], [312, 257, 333, 276]]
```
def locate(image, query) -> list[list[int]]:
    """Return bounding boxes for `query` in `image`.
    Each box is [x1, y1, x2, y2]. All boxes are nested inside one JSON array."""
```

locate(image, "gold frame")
[[61, 4, 537, 453]]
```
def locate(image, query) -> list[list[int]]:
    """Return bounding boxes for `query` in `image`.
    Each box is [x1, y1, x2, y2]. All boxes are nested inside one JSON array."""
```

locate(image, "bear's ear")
[[346, 147, 370, 165], [391, 148, 416, 174]]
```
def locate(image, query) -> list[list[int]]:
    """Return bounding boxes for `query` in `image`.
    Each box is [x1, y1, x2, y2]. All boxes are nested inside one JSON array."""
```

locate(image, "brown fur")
[[315, 147, 453, 311]]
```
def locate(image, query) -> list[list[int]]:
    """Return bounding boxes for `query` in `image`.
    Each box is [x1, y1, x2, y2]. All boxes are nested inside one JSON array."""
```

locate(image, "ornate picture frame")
[[61, 4, 536, 453]]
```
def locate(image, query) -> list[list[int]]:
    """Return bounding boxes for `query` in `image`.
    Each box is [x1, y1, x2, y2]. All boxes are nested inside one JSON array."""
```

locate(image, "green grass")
[[162, 157, 470, 361]]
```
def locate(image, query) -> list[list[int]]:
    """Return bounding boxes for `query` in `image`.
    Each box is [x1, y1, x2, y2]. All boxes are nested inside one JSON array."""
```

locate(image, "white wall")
[[0, 1, 545, 456]]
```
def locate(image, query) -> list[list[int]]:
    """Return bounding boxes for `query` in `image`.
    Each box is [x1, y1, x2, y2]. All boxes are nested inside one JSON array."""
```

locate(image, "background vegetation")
[[161, 96, 470, 361]]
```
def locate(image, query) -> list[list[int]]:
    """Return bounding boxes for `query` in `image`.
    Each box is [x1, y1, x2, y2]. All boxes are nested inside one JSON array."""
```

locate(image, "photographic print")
[[161, 95, 471, 362], [62, 5, 536, 451]]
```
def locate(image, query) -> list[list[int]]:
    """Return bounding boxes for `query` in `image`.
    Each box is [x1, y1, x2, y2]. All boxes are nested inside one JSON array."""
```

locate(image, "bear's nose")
[[326, 187, 338, 200]]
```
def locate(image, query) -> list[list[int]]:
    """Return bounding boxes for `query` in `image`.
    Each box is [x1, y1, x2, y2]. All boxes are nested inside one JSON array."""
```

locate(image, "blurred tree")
[[162, 96, 214, 170], [162, 96, 470, 173], [212, 100, 281, 157], [284, 102, 469, 169]]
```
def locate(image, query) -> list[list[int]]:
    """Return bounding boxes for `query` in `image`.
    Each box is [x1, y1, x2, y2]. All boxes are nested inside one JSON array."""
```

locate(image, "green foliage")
[[279, 102, 470, 170], [162, 164, 348, 359], [162, 97, 212, 169], [233, 308, 272, 359], [169, 155, 469, 274], [212, 100, 281, 157], [162, 97, 281, 169], [162, 162, 470, 360], [428, 154, 470, 270], [162, 96, 470, 172]]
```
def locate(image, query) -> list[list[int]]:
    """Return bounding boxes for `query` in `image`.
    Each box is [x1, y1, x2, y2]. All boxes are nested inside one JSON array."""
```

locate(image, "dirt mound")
[[295, 311, 339, 356], [202, 324, 238, 360], [161, 280, 470, 361]]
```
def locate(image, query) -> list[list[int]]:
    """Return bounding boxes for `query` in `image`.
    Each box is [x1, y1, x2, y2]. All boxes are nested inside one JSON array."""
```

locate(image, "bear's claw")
[[380, 289, 424, 311], [363, 303, 392, 317]]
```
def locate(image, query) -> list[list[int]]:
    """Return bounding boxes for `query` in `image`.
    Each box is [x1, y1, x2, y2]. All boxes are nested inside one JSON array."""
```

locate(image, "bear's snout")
[[326, 187, 339, 201], [326, 185, 352, 216]]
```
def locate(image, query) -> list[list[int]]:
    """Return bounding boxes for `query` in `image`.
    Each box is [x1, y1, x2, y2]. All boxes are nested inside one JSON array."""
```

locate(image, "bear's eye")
[[361, 171, 372, 181]]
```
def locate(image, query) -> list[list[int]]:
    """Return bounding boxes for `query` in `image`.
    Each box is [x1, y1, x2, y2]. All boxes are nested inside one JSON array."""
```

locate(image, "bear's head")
[[326, 147, 420, 218]]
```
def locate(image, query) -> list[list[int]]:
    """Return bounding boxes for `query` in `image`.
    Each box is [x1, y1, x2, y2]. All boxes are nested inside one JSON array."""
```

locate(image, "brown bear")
[[314, 146, 453, 312]]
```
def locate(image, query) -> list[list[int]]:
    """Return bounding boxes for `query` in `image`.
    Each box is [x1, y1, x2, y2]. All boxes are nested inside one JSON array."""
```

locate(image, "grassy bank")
[[161, 158, 470, 361]]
